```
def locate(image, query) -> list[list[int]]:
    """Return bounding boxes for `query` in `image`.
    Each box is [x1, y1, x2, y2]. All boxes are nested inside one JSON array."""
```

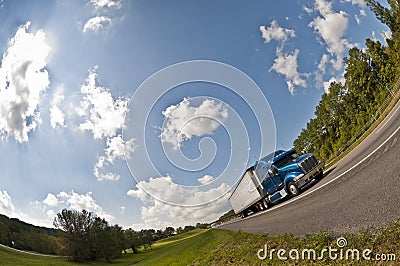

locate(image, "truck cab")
[[256, 149, 324, 204]]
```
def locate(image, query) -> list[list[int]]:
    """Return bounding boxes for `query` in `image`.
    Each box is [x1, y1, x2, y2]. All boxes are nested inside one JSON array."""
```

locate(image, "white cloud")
[[160, 98, 228, 150], [105, 135, 135, 163], [315, 53, 330, 86], [322, 76, 345, 94], [197, 174, 214, 185], [0, 191, 16, 217], [76, 66, 129, 139], [62, 191, 113, 220], [342, 0, 365, 7], [381, 30, 392, 41], [55, 191, 114, 221], [259, 20, 295, 43], [0, 191, 54, 227], [355, 14, 361, 25], [303, 5, 314, 14], [93, 156, 120, 181], [42, 193, 59, 207], [314, 0, 333, 17], [83, 16, 112, 33], [93, 135, 135, 181], [259, 20, 307, 94], [0, 22, 51, 143], [50, 86, 65, 129], [127, 176, 230, 229], [46, 209, 56, 219], [318, 53, 330, 74], [270, 49, 306, 95], [76, 67, 134, 181], [90, 0, 122, 10], [309, 0, 352, 70]]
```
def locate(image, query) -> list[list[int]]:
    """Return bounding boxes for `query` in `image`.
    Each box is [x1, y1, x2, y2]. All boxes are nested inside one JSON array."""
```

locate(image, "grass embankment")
[[1, 221, 399, 265]]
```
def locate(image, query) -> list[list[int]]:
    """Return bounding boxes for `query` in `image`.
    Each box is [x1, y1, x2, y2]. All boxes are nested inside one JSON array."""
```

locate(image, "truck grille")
[[299, 155, 318, 173]]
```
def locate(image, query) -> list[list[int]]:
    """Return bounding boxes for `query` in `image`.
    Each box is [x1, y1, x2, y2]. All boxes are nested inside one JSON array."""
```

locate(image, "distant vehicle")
[[228, 149, 324, 218]]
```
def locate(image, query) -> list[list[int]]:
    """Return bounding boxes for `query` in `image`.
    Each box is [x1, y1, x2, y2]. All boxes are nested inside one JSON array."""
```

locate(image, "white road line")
[[376, 104, 400, 134], [222, 124, 400, 226]]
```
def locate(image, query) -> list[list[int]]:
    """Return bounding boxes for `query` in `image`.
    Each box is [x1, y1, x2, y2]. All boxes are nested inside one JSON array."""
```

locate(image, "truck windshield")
[[273, 151, 299, 169]]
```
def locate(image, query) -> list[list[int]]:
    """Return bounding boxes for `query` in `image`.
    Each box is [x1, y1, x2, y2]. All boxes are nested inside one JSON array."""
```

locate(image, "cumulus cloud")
[[259, 20, 307, 94], [0, 191, 16, 217], [342, 0, 366, 7], [309, 0, 352, 70], [76, 66, 129, 139], [259, 20, 295, 43], [93, 135, 135, 181], [160, 98, 228, 150], [315, 53, 330, 86], [83, 0, 123, 33], [42, 193, 59, 207], [0, 22, 51, 143], [197, 174, 214, 185], [40, 191, 114, 221], [76, 67, 134, 181], [50, 86, 65, 129], [127, 176, 230, 229], [83, 16, 112, 33], [270, 49, 306, 95], [90, 0, 122, 10]]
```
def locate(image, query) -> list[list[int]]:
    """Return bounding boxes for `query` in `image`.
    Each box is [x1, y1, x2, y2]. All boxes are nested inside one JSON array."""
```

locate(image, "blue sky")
[[0, 0, 389, 229]]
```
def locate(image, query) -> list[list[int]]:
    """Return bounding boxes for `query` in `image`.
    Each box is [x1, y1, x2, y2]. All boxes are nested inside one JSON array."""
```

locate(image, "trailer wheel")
[[288, 182, 300, 196], [241, 210, 248, 218], [261, 198, 270, 210]]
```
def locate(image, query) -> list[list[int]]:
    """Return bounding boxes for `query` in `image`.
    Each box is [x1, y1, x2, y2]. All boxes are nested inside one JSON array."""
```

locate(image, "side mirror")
[[268, 165, 278, 176]]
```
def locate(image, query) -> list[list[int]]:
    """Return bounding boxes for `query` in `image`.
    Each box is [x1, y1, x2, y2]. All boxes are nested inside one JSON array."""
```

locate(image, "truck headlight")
[[293, 174, 304, 181]]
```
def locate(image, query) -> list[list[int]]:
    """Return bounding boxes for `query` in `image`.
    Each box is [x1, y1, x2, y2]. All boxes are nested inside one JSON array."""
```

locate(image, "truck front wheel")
[[288, 182, 300, 196]]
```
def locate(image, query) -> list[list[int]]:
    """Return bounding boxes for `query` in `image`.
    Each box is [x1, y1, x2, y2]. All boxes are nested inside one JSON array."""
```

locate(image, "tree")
[[163, 227, 175, 237], [125, 228, 141, 254], [54, 209, 95, 262], [365, 0, 400, 36], [0, 221, 11, 245], [91, 218, 121, 262]]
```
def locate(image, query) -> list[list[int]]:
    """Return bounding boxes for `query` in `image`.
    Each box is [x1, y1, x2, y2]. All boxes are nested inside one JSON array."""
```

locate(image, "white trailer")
[[228, 167, 267, 217]]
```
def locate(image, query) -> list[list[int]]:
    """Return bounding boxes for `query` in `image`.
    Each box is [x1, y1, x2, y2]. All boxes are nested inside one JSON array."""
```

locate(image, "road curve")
[[218, 98, 400, 235]]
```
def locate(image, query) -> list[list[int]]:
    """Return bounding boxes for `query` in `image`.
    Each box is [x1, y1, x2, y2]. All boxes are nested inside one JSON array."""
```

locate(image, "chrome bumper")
[[295, 162, 324, 188]]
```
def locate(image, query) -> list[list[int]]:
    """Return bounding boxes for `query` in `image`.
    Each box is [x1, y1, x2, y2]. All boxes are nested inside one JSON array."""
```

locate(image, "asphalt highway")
[[219, 98, 400, 235]]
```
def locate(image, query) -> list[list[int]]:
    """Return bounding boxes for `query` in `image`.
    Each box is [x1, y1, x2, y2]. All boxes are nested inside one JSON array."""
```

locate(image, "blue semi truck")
[[228, 149, 324, 218]]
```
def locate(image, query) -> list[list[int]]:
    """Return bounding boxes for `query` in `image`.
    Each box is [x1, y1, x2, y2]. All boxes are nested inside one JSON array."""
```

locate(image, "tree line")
[[294, 0, 400, 161], [0, 214, 60, 255], [0, 210, 206, 262], [53, 209, 205, 262]]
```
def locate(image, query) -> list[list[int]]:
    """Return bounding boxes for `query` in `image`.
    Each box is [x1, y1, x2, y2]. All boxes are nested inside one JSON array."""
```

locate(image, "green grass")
[[0, 245, 73, 266], [1, 221, 399, 265]]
